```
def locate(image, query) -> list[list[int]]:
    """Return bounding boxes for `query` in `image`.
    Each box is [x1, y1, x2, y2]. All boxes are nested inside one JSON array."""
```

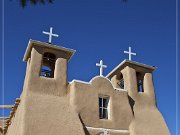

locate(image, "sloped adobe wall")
[[6, 89, 85, 135], [22, 92, 85, 135], [121, 67, 170, 135], [6, 92, 26, 135]]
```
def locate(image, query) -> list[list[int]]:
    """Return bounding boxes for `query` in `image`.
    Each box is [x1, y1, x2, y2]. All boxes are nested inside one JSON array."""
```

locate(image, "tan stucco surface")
[[121, 67, 170, 135], [128, 73, 170, 135], [0, 120, 4, 129], [69, 76, 133, 130], [3, 40, 170, 135], [23, 93, 85, 135]]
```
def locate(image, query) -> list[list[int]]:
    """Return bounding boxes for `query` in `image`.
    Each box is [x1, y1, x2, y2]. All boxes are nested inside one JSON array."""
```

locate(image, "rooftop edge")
[[106, 59, 157, 78], [23, 39, 76, 62]]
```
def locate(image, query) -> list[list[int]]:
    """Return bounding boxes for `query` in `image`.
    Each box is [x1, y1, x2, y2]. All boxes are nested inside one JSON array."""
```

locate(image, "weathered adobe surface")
[[4, 40, 171, 135]]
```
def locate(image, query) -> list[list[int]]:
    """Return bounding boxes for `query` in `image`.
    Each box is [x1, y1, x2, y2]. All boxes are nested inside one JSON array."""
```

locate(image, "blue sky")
[[0, 0, 178, 134]]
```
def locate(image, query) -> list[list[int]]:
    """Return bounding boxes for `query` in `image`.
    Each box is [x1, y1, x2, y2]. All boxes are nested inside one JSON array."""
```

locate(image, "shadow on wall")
[[128, 95, 135, 115], [78, 114, 90, 135], [0, 127, 3, 135]]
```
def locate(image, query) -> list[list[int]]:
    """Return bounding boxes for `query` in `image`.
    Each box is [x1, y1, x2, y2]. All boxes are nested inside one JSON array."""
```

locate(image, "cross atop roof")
[[124, 46, 136, 61], [42, 27, 59, 44], [96, 60, 107, 77]]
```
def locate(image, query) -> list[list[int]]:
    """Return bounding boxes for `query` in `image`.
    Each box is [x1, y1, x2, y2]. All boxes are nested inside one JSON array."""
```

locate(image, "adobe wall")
[[6, 47, 85, 135], [6, 57, 31, 135], [69, 76, 133, 134], [121, 67, 170, 135], [6, 91, 26, 135], [5, 43, 170, 135], [26, 47, 68, 96], [22, 92, 85, 135]]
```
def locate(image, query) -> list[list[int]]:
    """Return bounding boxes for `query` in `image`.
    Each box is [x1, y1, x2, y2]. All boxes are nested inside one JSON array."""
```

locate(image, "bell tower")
[[107, 60, 156, 100], [107, 46, 156, 103], [23, 39, 75, 96]]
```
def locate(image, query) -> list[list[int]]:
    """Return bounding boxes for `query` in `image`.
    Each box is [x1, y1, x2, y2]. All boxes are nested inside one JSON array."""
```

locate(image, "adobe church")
[[0, 28, 170, 135]]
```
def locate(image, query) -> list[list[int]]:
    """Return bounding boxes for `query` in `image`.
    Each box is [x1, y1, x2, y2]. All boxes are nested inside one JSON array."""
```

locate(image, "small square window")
[[99, 96, 109, 119]]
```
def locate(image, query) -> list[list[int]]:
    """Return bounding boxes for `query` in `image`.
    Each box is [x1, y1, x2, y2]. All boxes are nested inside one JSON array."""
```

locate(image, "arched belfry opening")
[[108, 71, 125, 90], [136, 72, 144, 92], [106, 60, 156, 93], [40, 52, 56, 78], [23, 40, 75, 80], [117, 74, 124, 89]]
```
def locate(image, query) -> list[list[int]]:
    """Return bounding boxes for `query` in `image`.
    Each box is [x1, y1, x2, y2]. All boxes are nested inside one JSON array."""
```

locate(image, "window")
[[99, 96, 109, 119], [136, 72, 144, 92], [40, 52, 56, 78], [137, 80, 144, 92], [40, 66, 52, 77], [117, 79, 124, 89]]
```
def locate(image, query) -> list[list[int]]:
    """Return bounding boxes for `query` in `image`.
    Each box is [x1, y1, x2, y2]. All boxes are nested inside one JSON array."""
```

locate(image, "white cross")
[[124, 46, 136, 61], [42, 27, 59, 43], [100, 130, 109, 135], [96, 60, 107, 77]]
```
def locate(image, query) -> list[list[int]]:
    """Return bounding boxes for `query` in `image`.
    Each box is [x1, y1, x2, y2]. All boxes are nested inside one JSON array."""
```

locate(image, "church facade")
[[1, 39, 170, 135]]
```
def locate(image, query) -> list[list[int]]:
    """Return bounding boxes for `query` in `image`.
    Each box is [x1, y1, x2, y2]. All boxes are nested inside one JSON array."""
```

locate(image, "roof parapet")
[[23, 39, 76, 62], [106, 59, 157, 79]]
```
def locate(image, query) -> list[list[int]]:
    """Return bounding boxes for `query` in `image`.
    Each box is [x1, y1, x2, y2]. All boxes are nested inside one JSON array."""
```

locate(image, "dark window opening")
[[136, 72, 144, 92], [117, 79, 124, 89], [40, 66, 52, 77], [138, 80, 144, 92], [43, 53, 56, 62], [99, 96, 109, 119], [40, 52, 56, 78]]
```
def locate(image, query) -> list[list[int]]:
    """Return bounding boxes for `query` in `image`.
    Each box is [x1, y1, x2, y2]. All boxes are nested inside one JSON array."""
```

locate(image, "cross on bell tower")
[[42, 27, 59, 44], [124, 46, 136, 61], [96, 60, 107, 77]]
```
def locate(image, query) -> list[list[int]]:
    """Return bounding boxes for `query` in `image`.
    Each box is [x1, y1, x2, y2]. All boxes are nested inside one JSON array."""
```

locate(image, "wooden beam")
[[0, 105, 13, 108], [0, 116, 10, 119]]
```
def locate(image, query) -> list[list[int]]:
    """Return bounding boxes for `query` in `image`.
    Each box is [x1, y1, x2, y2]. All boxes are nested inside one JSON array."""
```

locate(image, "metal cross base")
[[100, 130, 110, 135]]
